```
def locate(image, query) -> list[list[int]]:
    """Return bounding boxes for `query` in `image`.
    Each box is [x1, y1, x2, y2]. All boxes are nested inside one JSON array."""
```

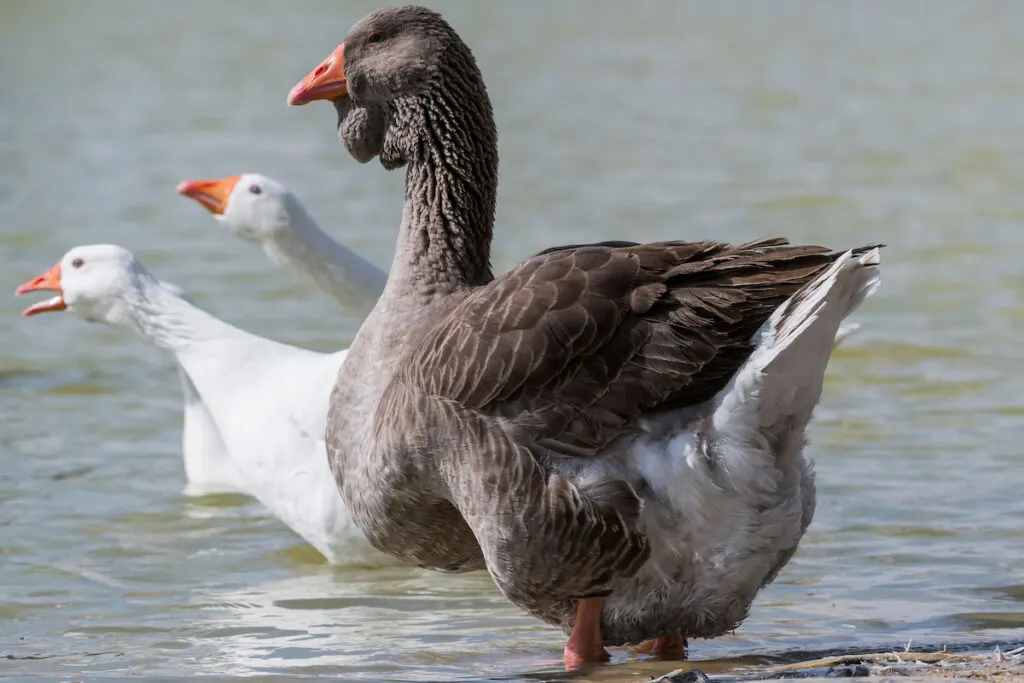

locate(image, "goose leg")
[[629, 635, 687, 659], [564, 598, 610, 668]]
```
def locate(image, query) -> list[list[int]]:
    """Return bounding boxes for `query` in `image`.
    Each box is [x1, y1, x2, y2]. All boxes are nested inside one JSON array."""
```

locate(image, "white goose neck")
[[112, 274, 244, 353], [260, 203, 386, 317]]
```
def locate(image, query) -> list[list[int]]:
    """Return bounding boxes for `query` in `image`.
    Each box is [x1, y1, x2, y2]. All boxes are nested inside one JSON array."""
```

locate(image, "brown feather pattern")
[[402, 239, 877, 451], [374, 238, 879, 609]]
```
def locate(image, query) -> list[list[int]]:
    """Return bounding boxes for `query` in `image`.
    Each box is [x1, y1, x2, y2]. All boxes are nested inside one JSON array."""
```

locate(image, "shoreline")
[[647, 646, 1024, 683]]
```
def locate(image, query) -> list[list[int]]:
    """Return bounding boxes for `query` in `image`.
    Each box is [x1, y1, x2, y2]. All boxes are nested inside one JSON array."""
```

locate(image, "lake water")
[[1, 1, 1022, 681]]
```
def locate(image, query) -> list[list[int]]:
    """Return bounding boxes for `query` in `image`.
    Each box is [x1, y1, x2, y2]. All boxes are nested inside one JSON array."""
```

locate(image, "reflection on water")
[[1, 0, 1023, 679]]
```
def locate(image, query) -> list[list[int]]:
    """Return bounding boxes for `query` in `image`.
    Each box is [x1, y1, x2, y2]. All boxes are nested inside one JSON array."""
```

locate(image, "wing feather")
[[403, 238, 879, 452]]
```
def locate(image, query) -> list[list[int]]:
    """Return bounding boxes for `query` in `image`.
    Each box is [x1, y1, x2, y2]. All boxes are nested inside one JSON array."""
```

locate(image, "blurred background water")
[[1, 1, 1022, 681]]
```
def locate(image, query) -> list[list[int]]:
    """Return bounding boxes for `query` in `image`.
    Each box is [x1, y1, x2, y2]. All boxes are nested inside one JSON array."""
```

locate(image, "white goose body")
[[157, 280, 243, 496], [178, 367, 240, 495], [16, 245, 389, 565]]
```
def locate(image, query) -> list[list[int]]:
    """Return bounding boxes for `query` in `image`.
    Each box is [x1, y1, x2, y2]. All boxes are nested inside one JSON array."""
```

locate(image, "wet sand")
[[647, 647, 1024, 683]]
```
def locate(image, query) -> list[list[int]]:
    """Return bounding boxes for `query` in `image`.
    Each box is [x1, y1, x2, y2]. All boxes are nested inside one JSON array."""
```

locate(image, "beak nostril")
[[314, 62, 330, 78]]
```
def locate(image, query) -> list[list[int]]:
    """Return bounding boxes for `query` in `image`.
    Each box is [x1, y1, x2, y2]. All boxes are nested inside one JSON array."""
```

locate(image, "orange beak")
[[176, 175, 241, 215], [15, 262, 67, 316], [287, 43, 348, 106]]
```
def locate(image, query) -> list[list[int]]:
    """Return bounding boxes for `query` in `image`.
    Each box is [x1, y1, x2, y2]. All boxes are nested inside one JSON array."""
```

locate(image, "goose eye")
[[71, 258, 84, 268], [248, 184, 262, 195], [367, 31, 383, 44]]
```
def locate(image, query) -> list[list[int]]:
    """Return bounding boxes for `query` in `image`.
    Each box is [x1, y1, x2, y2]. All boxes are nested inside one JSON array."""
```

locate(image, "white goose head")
[[177, 173, 302, 245], [15, 244, 148, 325]]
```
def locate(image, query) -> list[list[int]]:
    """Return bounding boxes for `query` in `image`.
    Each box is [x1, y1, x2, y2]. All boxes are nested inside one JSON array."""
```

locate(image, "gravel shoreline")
[[646, 646, 1024, 683]]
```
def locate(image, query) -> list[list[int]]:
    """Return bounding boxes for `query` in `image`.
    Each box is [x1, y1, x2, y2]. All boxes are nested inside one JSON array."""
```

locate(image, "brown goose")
[[288, 6, 881, 667]]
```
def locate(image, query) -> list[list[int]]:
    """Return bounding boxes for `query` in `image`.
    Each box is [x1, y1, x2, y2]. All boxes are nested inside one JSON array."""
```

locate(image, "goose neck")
[[116, 276, 240, 353], [386, 69, 498, 296], [262, 206, 387, 316]]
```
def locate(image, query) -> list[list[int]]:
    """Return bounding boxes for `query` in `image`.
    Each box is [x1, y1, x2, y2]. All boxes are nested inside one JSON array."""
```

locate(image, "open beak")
[[287, 43, 348, 106], [176, 175, 241, 215], [15, 262, 67, 316]]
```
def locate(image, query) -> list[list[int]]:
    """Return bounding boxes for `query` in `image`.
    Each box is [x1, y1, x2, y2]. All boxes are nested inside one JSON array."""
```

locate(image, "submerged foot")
[[563, 641, 611, 668], [628, 635, 688, 659], [563, 598, 610, 668]]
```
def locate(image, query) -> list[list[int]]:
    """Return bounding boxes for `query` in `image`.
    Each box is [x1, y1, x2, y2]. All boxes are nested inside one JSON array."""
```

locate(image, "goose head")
[[177, 173, 301, 245], [288, 6, 446, 107], [15, 244, 145, 325], [287, 6, 471, 168]]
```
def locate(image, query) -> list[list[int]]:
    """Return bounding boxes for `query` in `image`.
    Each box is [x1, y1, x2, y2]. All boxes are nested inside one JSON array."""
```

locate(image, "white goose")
[[174, 172, 385, 497], [15, 244, 391, 565], [177, 172, 386, 316]]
